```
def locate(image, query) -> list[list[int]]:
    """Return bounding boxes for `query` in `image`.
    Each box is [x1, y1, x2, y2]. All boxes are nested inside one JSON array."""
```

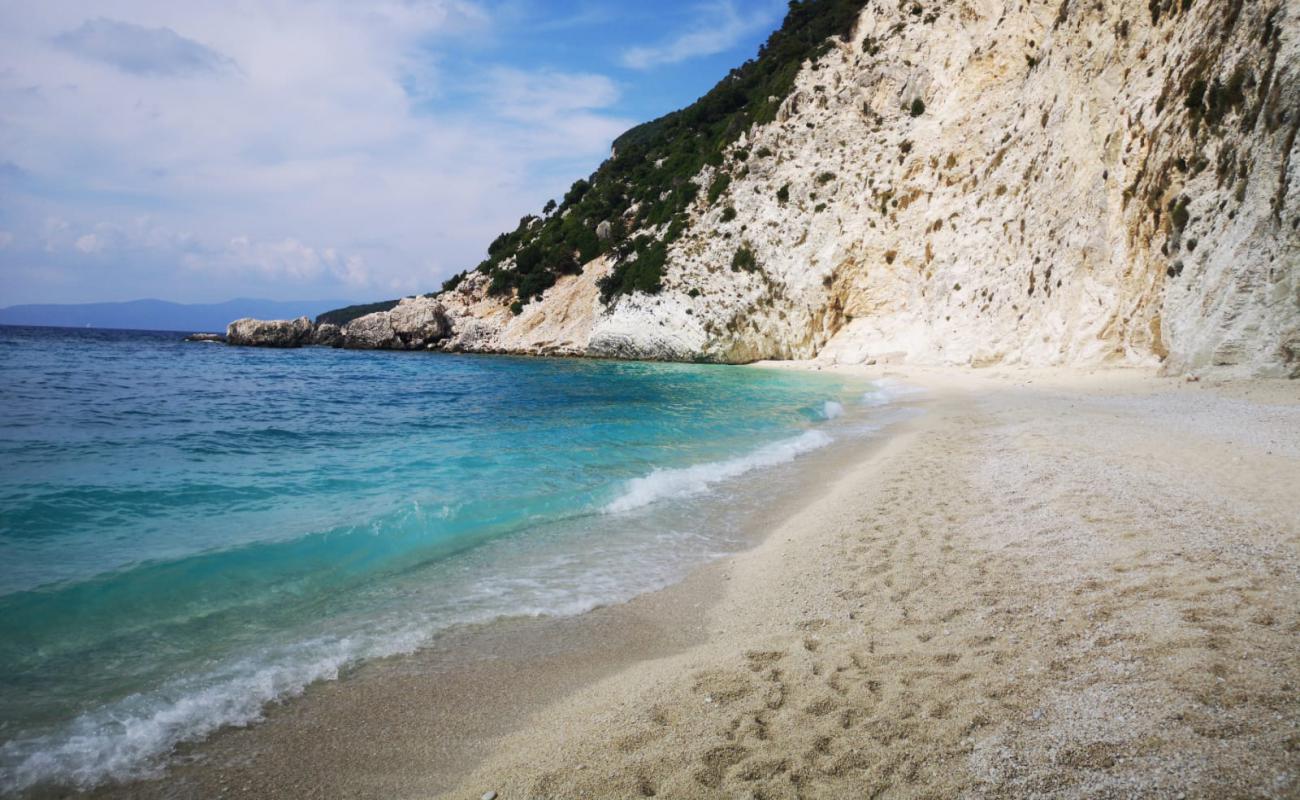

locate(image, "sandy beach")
[[87, 366, 1298, 800], [437, 366, 1298, 799]]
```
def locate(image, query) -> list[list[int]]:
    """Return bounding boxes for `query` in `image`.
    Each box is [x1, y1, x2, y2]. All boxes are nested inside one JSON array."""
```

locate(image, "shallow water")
[[0, 325, 887, 792]]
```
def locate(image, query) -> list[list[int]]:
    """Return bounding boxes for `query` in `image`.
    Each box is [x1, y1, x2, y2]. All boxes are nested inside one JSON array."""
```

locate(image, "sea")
[[0, 325, 909, 793]]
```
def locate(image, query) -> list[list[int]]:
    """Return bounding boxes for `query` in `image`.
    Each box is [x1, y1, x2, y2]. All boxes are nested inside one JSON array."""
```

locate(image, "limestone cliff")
[[438, 0, 1298, 376]]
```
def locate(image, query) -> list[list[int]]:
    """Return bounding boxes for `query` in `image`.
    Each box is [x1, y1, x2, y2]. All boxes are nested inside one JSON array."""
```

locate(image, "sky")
[[0, 0, 788, 306]]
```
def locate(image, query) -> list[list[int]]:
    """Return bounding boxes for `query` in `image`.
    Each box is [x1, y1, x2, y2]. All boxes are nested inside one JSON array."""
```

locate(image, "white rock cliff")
[[440, 0, 1298, 376]]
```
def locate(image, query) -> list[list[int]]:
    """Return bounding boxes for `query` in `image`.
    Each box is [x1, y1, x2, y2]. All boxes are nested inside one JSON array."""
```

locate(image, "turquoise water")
[[0, 326, 885, 792]]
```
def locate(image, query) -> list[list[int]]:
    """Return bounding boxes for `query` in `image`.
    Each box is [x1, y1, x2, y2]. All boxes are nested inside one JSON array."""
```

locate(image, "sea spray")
[[605, 430, 834, 513]]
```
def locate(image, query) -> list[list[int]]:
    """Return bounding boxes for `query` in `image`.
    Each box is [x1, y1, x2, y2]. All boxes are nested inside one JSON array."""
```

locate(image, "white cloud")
[[53, 17, 235, 76], [485, 67, 621, 122], [621, 0, 779, 70], [74, 233, 102, 253], [0, 0, 634, 304]]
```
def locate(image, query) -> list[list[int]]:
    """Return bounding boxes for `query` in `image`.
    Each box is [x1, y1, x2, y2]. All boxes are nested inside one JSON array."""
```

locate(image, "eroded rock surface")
[[226, 317, 314, 348], [343, 296, 449, 350], [439, 0, 1298, 376]]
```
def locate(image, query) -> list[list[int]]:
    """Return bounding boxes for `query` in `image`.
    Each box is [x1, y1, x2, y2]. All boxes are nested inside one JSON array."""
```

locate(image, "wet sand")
[[88, 367, 1299, 799]]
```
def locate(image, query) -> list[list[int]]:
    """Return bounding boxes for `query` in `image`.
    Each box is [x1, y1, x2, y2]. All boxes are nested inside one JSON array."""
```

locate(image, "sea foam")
[[605, 429, 833, 514], [0, 629, 425, 793], [861, 378, 924, 406]]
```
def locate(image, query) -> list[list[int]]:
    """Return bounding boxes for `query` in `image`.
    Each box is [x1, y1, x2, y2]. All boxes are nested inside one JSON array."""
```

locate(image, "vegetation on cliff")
[[316, 300, 400, 327], [436, 0, 868, 307]]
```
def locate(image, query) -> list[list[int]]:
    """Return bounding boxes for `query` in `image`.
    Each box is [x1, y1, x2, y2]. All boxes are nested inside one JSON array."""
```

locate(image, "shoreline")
[[441, 366, 1298, 798], [77, 370, 912, 800], [69, 365, 1300, 799]]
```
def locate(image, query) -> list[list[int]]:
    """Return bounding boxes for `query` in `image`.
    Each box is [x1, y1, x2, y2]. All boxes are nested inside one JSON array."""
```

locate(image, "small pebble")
[[482, 791, 497, 800]]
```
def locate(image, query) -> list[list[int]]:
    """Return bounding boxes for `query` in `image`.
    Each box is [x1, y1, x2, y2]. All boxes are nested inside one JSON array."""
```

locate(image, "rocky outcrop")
[[226, 317, 314, 348], [343, 296, 449, 350], [312, 323, 343, 347], [438, 0, 1299, 376], [341, 313, 397, 349], [184, 333, 225, 343], [225, 297, 450, 351], [439, 263, 612, 356]]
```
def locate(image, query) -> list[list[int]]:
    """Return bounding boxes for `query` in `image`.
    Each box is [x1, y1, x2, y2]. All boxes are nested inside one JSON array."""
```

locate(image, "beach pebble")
[[481, 792, 498, 800]]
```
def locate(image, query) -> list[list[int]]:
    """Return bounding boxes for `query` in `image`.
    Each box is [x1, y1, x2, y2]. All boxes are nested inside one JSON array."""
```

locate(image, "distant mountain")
[[0, 298, 355, 333]]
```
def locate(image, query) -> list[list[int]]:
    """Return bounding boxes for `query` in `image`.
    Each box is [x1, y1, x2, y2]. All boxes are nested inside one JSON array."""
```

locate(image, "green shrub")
[[1170, 196, 1191, 230], [816, 171, 836, 184], [510, 300, 524, 315], [756, 146, 774, 158], [910, 97, 925, 117], [315, 300, 399, 327], [731, 244, 759, 272], [776, 183, 791, 203], [597, 237, 668, 301], [721, 206, 737, 222], [449, 0, 870, 304], [707, 173, 732, 205], [688, 287, 701, 298], [440, 271, 466, 293], [563, 179, 590, 206]]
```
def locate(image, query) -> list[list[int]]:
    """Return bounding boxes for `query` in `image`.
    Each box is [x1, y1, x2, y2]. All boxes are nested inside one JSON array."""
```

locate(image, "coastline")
[[439, 365, 1298, 799], [75, 372, 908, 800], [76, 365, 1299, 799]]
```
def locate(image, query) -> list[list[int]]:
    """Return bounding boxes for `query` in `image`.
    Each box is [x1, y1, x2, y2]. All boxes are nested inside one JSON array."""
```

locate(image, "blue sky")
[[0, 0, 788, 306]]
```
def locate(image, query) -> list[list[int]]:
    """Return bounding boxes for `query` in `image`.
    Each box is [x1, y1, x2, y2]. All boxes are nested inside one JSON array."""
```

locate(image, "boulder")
[[342, 312, 399, 349], [226, 317, 314, 348], [388, 296, 450, 348], [596, 220, 612, 241], [312, 322, 343, 348], [342, 296, 450, 350], [184, 333, 225, 343]]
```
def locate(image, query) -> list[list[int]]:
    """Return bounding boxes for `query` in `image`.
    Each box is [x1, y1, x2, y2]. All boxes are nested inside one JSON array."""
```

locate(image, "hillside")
[[325, 0, 1299, 377]]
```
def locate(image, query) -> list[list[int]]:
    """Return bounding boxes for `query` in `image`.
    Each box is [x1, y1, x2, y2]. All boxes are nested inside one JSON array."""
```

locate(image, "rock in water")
[[386, 295, 450, 348], [341, 312, 398, 349], [342, 296, 449, 350], [226, 317, 314, 348], [183, 333, 225, 343], [312, 322, 343, 348]]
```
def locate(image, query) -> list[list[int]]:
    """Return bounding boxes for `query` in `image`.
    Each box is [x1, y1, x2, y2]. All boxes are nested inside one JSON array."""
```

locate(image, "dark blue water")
[[0, 325, 881, 792]]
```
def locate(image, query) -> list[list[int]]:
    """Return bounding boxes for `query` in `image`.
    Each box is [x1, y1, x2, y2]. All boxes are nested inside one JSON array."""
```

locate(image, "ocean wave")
[[0, 628, 426, 794], [604, 429, 833, 514], [820, 400, 845, 420], [861, 378, 925, 406]]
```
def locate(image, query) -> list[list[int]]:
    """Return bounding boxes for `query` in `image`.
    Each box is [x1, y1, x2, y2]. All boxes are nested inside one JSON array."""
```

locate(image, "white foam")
[[820, 400, 845, 420], [861, 378, 925, 406], [0, 629, 426, 793], [0, 424, 856, 792], [604, 429, 833, 514]]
